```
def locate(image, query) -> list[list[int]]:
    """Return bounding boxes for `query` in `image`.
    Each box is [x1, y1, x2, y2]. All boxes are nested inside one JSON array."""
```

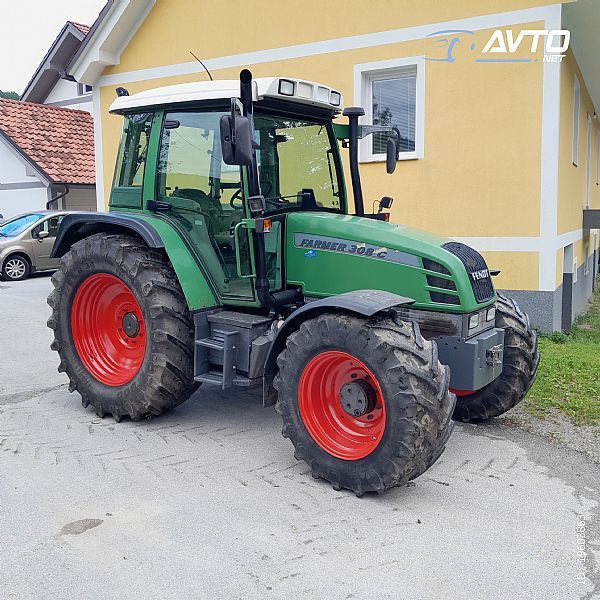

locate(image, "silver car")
[[0, 211, 72, 281]]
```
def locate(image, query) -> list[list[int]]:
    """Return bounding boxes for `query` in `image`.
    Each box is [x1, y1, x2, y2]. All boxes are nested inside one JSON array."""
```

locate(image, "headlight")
[[278, 79, 295, 96], [469, 313, 480, 329], [486, 307, 496, 322]]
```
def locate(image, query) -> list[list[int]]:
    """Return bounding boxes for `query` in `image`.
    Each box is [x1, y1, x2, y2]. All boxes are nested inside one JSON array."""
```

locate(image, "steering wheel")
[[229, 188, 243, 209]]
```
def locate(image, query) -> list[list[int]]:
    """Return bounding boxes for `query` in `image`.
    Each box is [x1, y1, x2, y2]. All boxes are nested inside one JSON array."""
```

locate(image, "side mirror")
[[220, 115, 253, 166], [379, 196, 394, 211], [386, 137, 397, 174], [37, 230, 49, 241]]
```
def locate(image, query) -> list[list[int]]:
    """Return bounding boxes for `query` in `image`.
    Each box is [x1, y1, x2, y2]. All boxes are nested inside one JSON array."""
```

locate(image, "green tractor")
[[48, 70, 539, 495]]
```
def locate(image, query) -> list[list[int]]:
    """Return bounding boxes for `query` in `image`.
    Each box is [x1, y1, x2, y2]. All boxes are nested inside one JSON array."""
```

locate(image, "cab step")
[[195, 329, 238, 390], [193, 310, 272, 391], [195, 370, 260, 388]]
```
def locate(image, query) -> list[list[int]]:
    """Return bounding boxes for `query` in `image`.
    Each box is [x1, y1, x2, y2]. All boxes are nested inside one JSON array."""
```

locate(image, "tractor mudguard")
[[51, 213, 164, 257], [51, 212, 218, 311], [262, 290, 414, 406]]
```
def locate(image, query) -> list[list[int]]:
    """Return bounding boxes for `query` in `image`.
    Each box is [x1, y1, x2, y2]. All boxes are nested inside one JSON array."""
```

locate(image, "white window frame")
[[77, 82, 93, 96], [573, 76, 580, 167], [354, 56, 425, 163], [586, 113, 592, 208], [596, 128, 600, 186], [584, 243, 590, 276], [573, 256, 579, 283]]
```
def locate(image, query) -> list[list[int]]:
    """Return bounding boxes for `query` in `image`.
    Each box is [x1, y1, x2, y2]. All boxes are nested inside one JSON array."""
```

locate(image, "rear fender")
[[262, 290, 414, 406], [52, 212, 217, 310]]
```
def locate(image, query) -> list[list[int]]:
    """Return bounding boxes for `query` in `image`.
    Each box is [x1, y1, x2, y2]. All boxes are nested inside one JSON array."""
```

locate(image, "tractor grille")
[[422, 258, 460, 305], [442, 242, 495, 303]]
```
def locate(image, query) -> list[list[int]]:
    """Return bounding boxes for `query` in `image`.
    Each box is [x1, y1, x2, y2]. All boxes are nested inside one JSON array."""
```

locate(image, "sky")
[[0, 0, 106, 93]]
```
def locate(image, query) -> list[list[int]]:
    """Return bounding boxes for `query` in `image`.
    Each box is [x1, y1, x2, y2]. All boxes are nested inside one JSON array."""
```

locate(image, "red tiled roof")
[[69, 21, 91, 36], [0, 99, 95, 185]]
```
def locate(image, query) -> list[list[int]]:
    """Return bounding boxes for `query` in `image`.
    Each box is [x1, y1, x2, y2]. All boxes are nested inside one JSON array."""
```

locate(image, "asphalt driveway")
[[0, 275, 598, 600]]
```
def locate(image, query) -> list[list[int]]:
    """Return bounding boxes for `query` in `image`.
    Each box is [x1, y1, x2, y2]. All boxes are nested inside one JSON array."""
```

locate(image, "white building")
[[0, 21, 96, 220]]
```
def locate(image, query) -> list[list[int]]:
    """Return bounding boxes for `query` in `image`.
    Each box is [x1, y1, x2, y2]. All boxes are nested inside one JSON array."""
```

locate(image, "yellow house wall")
[[95, 1, 569, 293], [100, 26, 544, 238], [481, 251, 539, 291], [557, 49, 600, 239], [103, 0, 569, 76]]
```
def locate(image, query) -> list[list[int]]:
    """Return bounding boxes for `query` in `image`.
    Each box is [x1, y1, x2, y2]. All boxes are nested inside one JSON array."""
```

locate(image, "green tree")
[[0, 90, 20, 100]]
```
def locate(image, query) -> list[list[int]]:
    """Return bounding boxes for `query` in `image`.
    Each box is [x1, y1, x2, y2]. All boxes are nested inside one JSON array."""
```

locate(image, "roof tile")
[[69, 21, 91, 36], [0, 99, 95, 185]]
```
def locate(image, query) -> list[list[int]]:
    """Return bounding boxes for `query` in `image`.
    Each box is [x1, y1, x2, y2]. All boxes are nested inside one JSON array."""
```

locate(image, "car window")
[[32, 215, 64, 239], [0, 214, 43, 237]]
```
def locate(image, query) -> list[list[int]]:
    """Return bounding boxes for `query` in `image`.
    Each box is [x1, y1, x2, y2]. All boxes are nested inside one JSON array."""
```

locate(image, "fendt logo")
[[470, 269, 490, 282], [482, 29, 571, 63]]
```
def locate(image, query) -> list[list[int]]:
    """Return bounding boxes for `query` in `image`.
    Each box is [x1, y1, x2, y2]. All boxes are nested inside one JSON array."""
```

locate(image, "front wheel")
[[274, 311, 456, 496], [452, 294, 540, 422], [2, 255, 30, 281], [47, 233, 197, 421]]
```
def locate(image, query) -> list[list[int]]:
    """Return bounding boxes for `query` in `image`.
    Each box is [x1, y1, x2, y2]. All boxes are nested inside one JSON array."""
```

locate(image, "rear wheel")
[[274, 311, 456, 496], [47, 233, 197, 421], [2, 255, 30, 281], [452, 294, 540, 422]]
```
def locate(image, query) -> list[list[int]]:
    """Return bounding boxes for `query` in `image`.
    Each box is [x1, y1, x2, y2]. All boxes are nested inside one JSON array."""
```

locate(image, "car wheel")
[[2, 255, 30, 281]]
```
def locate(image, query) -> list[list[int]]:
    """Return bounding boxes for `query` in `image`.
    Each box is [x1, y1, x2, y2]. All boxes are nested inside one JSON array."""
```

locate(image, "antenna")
[[190, 51, 213, 81]]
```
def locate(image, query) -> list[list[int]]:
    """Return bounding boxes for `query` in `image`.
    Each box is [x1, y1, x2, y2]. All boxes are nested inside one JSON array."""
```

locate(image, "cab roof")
[[109, 77, 344, 115]]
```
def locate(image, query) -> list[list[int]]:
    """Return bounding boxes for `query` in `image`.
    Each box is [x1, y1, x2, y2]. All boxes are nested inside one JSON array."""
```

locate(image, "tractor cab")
[[108, 72, 396, 309], [110, 78, 347, 304]]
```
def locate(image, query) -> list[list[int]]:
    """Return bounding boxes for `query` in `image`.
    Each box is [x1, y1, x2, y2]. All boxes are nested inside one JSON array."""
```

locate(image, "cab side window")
[[111, 113, 153, 209], [116, 114, 153, 187]]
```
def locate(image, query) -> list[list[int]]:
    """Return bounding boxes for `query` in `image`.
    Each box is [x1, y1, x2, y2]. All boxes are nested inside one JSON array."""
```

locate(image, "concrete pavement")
[[0, 275, 598, 600]]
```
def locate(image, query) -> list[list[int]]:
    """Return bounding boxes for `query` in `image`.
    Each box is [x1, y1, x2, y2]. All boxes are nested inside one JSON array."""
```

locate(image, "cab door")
[[154, 110, 256, 302], [31, 215, 63, 270]]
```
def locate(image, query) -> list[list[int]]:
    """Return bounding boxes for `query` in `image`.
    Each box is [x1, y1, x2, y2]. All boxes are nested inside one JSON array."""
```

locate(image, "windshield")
[[0, 214, 43, 237], [253, 113, 343, 215]]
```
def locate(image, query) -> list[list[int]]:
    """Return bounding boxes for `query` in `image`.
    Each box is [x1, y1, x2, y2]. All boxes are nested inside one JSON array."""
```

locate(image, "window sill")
[[359, 152, 422, 163]]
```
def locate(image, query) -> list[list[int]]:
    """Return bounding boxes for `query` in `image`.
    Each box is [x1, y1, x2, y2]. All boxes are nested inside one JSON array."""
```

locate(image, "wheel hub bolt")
[[122, 312, 140, 338], [339, 379, 376, 418]]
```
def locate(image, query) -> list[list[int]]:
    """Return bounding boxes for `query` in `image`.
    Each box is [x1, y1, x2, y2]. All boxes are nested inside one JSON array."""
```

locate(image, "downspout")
[[46, 184, 69, 210]]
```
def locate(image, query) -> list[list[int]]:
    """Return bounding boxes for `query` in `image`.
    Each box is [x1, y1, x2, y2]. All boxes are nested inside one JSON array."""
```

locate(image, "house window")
[[356, 57, 425, 162], [584, 243, 590, 276], [573, 76, 580, 166], [573, 256, 578, 283], [77, 82, 93, 96]]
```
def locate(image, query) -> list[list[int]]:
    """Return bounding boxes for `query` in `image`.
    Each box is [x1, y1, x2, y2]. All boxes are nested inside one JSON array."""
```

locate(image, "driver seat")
[[171, 188, 224, 236]]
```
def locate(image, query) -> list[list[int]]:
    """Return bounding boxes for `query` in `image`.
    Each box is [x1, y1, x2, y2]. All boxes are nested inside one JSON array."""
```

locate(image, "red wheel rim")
[[71, 273, 146, 387], [450, 388, 477, 397], [298, 351, 386, 461]]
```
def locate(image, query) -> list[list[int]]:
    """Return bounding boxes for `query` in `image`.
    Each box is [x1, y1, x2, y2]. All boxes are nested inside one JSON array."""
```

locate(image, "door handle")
[[233, 222, 256, 279]]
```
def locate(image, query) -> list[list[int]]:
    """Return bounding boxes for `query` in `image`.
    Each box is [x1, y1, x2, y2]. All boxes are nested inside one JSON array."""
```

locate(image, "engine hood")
[[284, 212, 495, 313], [288, 212, 451, 260]]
